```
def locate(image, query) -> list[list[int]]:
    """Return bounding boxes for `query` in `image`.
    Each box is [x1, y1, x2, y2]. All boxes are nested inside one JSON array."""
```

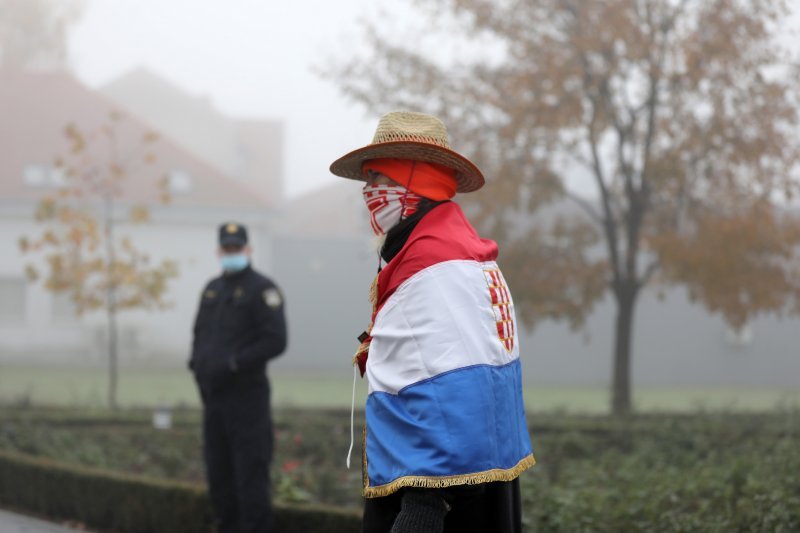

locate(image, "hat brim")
[[219, 237, 247, 247], [329, 141, 485, 193]]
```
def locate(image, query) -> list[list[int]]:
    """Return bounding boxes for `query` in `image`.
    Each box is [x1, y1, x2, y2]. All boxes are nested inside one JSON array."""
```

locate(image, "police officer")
[[189, 222, 287, 533]]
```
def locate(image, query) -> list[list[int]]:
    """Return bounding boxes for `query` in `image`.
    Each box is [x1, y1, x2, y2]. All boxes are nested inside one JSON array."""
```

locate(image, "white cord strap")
[[346, 363, 357, 469]]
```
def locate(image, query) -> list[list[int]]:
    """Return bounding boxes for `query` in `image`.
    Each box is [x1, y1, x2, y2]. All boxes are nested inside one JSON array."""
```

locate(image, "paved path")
[[0, 509, 84, 533]]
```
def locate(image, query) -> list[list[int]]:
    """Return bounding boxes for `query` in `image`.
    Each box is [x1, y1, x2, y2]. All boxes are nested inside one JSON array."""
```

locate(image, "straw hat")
[[329, 111, 485, 193]]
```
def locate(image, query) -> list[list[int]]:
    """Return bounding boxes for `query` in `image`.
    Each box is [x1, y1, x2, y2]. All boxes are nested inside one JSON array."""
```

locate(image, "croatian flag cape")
[[358, 201, 535, 498]]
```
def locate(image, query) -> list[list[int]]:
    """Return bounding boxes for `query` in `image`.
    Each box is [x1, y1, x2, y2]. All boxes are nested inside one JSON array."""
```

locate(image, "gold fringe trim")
[[362, 426, 369, 490], [350, 274, 379, 366], [351, 324, 373, 366], [352, 344, 369, 366], [363, 454, 536, 499], [368, 274, 379, 309]]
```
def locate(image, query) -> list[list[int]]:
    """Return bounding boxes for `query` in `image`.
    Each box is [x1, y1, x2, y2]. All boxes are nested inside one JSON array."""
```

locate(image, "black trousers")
[[203, 385, 274, 533], [361, 479, 523, 533]]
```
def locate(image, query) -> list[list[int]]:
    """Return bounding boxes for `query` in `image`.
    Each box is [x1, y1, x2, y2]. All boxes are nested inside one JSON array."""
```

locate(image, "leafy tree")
[[324, 0, 800, 414], [0, 0, 84, 69], [20, 112, 178, 409]]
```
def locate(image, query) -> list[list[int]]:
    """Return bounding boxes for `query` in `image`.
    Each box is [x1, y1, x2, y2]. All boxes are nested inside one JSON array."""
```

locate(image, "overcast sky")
[[69, 0, 400, 199]]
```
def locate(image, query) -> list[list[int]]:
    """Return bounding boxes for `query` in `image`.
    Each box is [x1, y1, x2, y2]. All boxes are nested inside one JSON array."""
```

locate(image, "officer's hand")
[[207, 356, 235, 389]]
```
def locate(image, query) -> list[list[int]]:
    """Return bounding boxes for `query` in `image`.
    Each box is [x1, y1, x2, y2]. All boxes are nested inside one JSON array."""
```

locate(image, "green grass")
[[0, 365, 200, 408], [526, 384, 800, 413], [0, 364, 798, 413]]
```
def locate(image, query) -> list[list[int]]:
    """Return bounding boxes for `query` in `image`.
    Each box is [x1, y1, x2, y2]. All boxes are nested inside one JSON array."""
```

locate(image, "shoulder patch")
[[263, 288, 282, 308], [204, 289, 217, 299]]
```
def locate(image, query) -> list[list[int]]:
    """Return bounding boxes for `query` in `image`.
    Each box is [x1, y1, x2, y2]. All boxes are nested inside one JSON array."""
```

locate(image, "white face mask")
[[362, 184, 422, 236]]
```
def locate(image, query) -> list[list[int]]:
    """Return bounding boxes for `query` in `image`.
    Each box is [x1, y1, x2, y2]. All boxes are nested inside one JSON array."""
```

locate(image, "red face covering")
[[361, 159, 457, 201], [362, 184, 423, 235]]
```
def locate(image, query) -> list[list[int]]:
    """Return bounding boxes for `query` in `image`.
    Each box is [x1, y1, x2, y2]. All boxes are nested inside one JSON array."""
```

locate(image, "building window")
[[23, 164, 65, 188], [168, 169, 193, 194], [0, 278, 26, 324]]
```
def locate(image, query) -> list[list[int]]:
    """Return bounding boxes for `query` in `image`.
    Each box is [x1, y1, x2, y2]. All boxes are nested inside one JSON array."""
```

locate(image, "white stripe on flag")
[[368, 260, 520, 395]]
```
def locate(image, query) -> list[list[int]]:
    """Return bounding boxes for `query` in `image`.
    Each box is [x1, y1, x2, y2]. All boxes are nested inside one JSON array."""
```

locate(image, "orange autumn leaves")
[[650, 201, 800, 331], [19, 113, 178, 315], [503, 217, 607, 332]]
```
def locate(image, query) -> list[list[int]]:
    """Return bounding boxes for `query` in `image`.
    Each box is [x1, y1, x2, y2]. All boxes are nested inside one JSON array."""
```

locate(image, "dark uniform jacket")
[[190, 265, 287, 396]]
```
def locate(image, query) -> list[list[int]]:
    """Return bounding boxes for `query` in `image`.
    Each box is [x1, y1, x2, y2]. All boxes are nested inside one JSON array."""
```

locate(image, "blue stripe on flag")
[[365, 359, 531, 488]]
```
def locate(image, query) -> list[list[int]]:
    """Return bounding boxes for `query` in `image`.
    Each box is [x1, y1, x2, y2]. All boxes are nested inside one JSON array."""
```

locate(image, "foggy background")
[[2, 0, 799, 405], [4, 3, 800, 532]]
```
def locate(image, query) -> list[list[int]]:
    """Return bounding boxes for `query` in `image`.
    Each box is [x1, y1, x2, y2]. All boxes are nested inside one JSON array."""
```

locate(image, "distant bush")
[[0, 450, 360, 533], [522, 412, 800, 531], [0, 450, 213, 532]]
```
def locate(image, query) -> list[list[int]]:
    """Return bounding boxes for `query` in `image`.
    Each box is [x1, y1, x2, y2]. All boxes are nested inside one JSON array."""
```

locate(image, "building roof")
[[0, 69, 271, 209], [100, 67, 282, 206]]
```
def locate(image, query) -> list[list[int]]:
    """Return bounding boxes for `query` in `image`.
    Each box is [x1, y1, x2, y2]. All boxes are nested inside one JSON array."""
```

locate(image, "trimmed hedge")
[[0, 450, 360, 533]]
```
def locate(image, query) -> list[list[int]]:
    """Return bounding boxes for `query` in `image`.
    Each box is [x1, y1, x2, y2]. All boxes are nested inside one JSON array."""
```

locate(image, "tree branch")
[[639, 258, 660, 289], [623, 0, 683, 290], [564, 190, 603, 225], [586, 98, 623, 293]]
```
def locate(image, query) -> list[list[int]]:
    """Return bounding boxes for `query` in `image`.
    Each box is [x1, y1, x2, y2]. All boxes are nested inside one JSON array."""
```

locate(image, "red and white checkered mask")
[[362, 184, 422, 236]]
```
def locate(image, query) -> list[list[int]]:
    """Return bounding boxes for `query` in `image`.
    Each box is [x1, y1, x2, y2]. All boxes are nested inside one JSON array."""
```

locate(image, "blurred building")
[[96, 69, 383, 376], [0, 68, 281, 365], [271, 181, 376, 374], [0, 67, 378, 378], [99, 67, 282, 204]]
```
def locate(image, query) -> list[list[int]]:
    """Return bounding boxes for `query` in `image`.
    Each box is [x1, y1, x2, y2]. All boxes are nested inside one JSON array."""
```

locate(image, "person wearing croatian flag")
[[330, 111, 535, 533]]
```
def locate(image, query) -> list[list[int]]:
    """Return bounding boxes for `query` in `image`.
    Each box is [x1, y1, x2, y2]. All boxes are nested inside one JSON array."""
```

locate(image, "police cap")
[[218, 222, 248, 248]]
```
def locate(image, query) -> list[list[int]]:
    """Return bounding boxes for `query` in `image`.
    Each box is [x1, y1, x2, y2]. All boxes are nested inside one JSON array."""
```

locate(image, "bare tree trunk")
[[104, 194, 118, 410], [108, 301, 118, 410], [611, 289, 637, 416]]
